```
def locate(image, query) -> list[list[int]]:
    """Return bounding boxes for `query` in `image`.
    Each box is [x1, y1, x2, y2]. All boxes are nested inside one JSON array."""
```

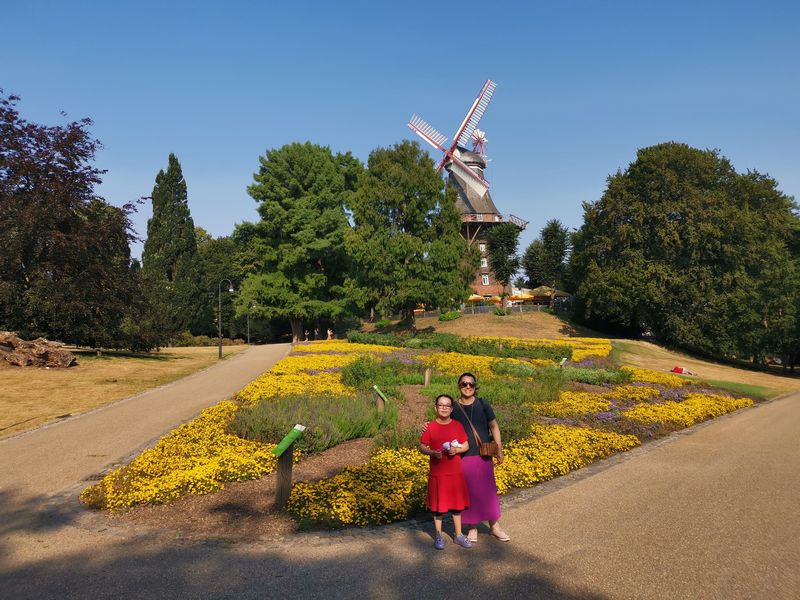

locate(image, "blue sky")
[[4, 1, 799, 260]]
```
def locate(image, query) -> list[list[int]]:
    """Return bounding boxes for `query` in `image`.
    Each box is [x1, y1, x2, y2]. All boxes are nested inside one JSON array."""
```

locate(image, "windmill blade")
[[447, 156, 489, 198], [408, 114, 448, 152], [453, 79, 497, 149]]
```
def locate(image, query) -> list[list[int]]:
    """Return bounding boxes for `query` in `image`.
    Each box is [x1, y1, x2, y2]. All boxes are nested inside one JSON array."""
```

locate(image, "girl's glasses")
[[459, 382, 476, 388]]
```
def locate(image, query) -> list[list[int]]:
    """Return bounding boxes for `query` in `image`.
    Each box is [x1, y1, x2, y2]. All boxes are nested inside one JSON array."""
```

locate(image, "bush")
[[438, 311, 461, 322], [229, 393, 397, 455], [374, 319, 393, 331], [494, 308, 508, 316], [560, 366, 630, 385]]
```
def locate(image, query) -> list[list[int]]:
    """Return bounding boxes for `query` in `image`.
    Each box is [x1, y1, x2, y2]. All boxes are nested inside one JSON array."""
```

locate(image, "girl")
[[419, 394, 472, 550]]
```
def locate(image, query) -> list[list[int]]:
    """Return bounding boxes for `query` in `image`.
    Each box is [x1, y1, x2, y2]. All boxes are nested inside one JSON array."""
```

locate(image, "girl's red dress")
[[420, 419, 470, 512]]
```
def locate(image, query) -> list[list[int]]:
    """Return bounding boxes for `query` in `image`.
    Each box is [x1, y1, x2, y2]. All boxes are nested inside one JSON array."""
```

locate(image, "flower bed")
[[494, 425, 640, 493], [624, 393, 753, 427], [80, 402, 279, 511], [621, 366, 685, 387], [286, 424, 639, 526], [80, 335, 757, 522]]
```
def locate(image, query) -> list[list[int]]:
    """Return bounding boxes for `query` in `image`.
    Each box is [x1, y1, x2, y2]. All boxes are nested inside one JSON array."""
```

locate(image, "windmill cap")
[[450, 146, 486, 168]]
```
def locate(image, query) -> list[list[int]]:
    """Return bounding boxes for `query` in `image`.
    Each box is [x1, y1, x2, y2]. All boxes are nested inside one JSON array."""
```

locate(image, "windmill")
[[407, 80, 528, 299], [408, 79, 496, 199]]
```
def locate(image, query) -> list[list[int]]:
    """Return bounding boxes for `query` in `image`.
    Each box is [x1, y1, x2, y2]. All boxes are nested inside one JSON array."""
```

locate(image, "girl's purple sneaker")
[[454, 534, 473, 549], [434, 533, 445, 550]]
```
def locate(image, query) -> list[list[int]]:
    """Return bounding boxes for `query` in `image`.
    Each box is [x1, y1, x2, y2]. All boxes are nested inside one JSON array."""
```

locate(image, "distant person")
[[671, 366, 696, 375], [326, 327, 334, 340], [419, 394, 472, 550], [303, 330, 309, 342], [313, 327, 320, 340]]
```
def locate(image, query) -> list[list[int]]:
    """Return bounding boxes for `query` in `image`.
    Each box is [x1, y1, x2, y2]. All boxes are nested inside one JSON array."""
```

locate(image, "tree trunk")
[[289, 318, 304, 343], [406, 307, 417, 334]]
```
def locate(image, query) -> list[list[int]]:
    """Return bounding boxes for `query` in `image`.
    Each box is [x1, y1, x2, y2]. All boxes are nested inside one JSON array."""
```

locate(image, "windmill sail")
[[454, 80, 496, 149]]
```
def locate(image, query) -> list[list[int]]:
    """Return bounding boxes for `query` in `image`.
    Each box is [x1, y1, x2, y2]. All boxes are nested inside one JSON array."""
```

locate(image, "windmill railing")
[[507, 214, 529, 229]]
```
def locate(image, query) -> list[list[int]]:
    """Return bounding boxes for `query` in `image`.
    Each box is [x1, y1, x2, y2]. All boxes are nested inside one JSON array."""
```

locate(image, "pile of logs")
[[0, 332, 77, 368]]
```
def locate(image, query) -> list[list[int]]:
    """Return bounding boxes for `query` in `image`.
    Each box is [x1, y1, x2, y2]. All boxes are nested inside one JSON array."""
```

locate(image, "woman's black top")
[[451, 397, 497, 457]]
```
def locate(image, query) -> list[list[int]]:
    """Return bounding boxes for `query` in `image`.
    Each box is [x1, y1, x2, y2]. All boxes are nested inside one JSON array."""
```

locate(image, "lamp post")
[[246, 304, 256, 345], [218, 279, 234, 359]]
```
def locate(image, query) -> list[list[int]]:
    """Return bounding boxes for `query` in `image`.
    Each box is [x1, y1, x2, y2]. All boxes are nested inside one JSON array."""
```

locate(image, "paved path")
[[1, 375, 798, 599], [0, 343, 290, 497]]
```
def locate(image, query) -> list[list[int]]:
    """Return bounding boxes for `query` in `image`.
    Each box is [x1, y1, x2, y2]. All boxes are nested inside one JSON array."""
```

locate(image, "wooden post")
[[274, 442, 294, 510], [372, 384, 387, 413], [424, 367, 431, 387]]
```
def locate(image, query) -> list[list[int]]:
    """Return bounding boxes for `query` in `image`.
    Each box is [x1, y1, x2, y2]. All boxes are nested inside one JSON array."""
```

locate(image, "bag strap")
[[456, 401, 485, 445]]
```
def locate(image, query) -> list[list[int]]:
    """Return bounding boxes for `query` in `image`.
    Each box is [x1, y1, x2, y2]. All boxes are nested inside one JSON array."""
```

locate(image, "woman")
[[450, 372, 510, 543]]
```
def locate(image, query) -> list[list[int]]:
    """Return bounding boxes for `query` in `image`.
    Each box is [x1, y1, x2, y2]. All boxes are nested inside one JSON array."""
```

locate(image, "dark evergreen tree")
[[141, 154, 204, 335], [0, 91, 140, 347], [345, 140, 477, 330], [570, 142, 798, 359]]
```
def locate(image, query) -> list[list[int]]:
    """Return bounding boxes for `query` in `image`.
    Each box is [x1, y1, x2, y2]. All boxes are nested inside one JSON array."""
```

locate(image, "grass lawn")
[[613, 340, 800, 399], [0, 345, 247, 438]]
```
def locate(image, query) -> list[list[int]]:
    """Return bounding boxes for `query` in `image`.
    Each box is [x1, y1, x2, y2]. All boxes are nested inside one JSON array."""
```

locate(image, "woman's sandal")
[[467, 529, 478, 544], [489, 526, 510, 542]]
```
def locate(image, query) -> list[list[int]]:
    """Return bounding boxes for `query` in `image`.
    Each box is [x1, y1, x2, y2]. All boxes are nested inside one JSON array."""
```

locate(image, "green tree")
[[0, 91, 140, 347], [522, 219, 571, 290], [195, 228, 246, 338], [486, 222, 521, 306], [141, 154, 204, 336], [237, 142, 357, 342], [346, 140, 476, 330], [570, 142, 798, 359]]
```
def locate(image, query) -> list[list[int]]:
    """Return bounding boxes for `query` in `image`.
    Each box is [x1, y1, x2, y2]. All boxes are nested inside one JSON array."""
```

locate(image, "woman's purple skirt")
[[460, 455, 501, 524]]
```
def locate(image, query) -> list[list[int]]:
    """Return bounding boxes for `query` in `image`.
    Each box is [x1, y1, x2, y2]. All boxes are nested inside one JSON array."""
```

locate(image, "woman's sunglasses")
[[459, 381, 476, 388]]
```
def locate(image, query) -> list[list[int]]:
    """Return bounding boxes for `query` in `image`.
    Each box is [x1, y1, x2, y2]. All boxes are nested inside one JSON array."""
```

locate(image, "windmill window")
[[481, 274, 489, 286], [479, 243, 486, 253], [480, 257, 488, 267], [477, 214, 484, 221]]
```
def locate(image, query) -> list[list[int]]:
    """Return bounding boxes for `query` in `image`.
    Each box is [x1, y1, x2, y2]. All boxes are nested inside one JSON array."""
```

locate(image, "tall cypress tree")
[[141, 154, 204, 335]]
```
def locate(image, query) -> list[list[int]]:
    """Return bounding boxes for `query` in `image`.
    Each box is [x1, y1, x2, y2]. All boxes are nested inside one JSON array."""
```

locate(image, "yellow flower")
[[621, 366, 686, 387]]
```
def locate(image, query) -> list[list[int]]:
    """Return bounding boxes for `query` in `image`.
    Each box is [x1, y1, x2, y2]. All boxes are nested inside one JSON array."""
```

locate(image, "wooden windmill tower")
[[408, 79, 528, 298]]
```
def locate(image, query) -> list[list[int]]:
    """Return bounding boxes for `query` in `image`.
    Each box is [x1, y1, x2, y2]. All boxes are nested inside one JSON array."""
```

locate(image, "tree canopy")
[[345, 140, 476, 329], [570, 142, 798, 359], [522, 219, 571, 291], [486, 222, 521, 298], [237, 142, 357, 342], [0, 91, 139, 347]]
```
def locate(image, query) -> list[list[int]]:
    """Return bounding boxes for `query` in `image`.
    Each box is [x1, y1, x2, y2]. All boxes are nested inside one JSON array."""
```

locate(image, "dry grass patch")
[[615, 340, 800, 398], [0, 346, 247, 438]]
